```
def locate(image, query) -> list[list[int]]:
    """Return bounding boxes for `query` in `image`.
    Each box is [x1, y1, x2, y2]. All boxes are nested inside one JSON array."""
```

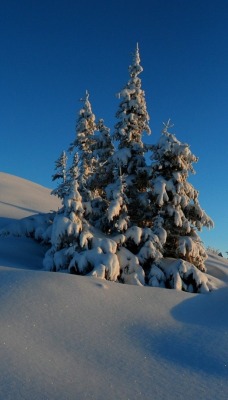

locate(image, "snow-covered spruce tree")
[[43, 152, 85, 270], [102, 45, 164, 284], [68, 90, 97, 216], [43, 99, 121, 280], [148, 120, 214, 291], [113, 43, 151, 227], [43, 151, 120, 280]]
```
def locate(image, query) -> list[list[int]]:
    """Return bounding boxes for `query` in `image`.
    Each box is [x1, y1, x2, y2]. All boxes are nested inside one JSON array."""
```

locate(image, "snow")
[[153, 258, 215, 293], [125, 225, 142, 245], [0, 173, 228, 400], [112, 147, 131, 167], [0, 172, 61, 226], [117, 246, 145, 286]]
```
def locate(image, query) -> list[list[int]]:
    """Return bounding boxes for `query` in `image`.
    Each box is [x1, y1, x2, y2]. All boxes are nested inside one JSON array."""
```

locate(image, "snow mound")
[[0, 172, 61, 227]]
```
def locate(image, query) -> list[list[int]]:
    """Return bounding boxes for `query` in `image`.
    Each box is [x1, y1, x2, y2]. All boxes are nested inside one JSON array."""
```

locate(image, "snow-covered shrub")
[[137, 229, 163, 266], [69, 246, 120, 281], [177, 234, 208, 272], [148, 258, 214, 293], [117, 247, 145, 286], [121, 225, 163, 275], [0, 212, 55, 243]]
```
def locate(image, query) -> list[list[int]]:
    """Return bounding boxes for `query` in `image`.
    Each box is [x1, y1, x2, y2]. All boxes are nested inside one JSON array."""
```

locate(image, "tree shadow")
[[127, 288, 228, 377], [172, 287, 228, 329], [0, 236, 45, 270], [0, 200, 42, 215]]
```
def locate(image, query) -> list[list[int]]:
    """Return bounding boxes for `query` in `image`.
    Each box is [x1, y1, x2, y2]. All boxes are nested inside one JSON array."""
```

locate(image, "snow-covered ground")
[[0, 172, 228, 400]]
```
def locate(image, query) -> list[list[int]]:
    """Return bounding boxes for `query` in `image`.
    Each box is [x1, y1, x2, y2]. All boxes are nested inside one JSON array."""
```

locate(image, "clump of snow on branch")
[[148, 258, 215, 293], [69, 247, 120, 281], [117, 247, 145, 286]]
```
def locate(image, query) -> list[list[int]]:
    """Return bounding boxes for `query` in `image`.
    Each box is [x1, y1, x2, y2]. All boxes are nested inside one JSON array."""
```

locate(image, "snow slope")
[[0, 174, 228, 400], [0, 172, 61, 227]]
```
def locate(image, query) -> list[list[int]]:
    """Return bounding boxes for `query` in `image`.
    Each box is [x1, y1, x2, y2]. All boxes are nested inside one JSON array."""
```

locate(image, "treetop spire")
[[80, 90, 90, 105], [85, 89, 89, 100], [129, 43, 143, 78], [134, 42, 140, 64]]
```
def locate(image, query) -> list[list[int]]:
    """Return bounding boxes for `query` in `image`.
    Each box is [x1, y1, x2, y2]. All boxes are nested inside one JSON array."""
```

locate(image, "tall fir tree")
[[113, 43, 151, 227], [102, 45, 164, 281], [149, 120, 214, 272]]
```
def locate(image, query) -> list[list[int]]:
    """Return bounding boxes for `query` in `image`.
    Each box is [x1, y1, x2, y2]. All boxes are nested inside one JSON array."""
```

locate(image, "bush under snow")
[[148, 258, 215, 293]]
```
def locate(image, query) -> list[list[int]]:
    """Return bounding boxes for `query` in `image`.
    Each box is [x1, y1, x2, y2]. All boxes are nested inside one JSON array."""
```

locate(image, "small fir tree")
[[69, 91, 97, 211], [43, 151, 85, 271], [149, 120, 214, 272], [44, 152, 121, 280]]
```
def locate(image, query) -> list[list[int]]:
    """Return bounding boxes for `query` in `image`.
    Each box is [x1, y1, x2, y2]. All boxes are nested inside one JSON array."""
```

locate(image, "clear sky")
[[0, 0, 227, 255]]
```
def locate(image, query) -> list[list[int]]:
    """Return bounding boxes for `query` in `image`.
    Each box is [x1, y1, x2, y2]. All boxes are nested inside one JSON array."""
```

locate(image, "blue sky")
[[0, 0, 227, 254]]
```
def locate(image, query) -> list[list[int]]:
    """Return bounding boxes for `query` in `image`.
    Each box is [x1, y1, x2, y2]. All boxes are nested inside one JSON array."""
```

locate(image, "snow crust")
[[0, 174, 228, 400]]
